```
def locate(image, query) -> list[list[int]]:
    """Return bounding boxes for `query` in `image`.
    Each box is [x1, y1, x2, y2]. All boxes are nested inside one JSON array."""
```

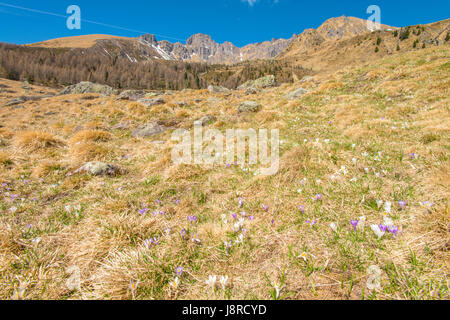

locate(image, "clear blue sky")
[[0, 0, 448, 47]]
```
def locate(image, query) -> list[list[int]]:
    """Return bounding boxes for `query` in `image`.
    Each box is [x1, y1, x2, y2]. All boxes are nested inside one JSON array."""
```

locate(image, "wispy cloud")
[[242, 0, 258, 6], [241, 0, 279, 7]]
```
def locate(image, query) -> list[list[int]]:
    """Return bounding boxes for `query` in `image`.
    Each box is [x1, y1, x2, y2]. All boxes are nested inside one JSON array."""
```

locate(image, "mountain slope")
[[0, 45, 448, 300], [277, 18, 450, 73]]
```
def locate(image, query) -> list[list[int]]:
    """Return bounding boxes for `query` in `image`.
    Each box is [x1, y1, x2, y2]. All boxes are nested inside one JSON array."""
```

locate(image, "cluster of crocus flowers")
[[206, 275, 229, 290], [169, 266, 183, 290], [188, 215, 198, 223], [143, 237, 160, 249]]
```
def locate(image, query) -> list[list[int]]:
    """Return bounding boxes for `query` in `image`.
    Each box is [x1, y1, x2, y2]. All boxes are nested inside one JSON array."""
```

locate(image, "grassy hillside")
[[0, 46, 448, 300]]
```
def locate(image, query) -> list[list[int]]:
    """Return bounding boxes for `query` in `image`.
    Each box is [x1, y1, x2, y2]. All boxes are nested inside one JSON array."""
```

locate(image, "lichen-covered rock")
[[132, 122, 167, 138], [245, 87, 260, 95], [59, 82, 118, 96], [284, 88, 309, 100], [238, 101, 261, 113], [137, 97, 165, 107], [73, 162, 121, 176], [237, 75, 278, 90], [208, 85, 231, 94]]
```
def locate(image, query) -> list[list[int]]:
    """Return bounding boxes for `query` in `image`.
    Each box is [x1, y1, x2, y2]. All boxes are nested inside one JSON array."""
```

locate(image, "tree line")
[[0, 43, 309, 90]]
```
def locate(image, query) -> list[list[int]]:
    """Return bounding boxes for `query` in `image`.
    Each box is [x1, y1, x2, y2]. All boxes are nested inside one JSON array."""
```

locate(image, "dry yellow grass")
[[0, 45, 448, 301], [14, 131, 64, 151]]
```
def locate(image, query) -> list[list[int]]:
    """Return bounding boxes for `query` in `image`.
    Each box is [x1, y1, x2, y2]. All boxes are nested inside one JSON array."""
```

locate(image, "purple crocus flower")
[[152, 237, 160, 245], [188, 215, 198, 223], [398, 201, 407, 210], [350, 220, 359, 230], [262, 204, 269, 212], [180, 229, 187, 239], [388, 226, 399, 236], [156, 199, 162, 206], [379, 224, 387, 232], [271, 219, 274, 225], [143, 239, 152, 249], [139, 208, 148, 215], [226, 164, 231, 168], [249, 216, 255, 221], [238, 197, 244, 208], [314, 194, 323, 201], [175, 266, 183, 277], [306, 219, 316, 226], [232, 213, 238, 220], [298, 205, 305, 214], [174, 199, 180, 205], [409, 153, 416, 160]]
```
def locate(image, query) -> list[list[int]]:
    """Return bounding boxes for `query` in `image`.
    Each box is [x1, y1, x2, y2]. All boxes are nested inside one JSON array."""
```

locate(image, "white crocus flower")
[[383, 216, 394, 227], [371, 224, 385, 239], [384, 201, 392, 214], [221, 214, 228, 224], [330, 222, 338, 233], [376, 200, 383, 209], [169, 277, 180, 289], [219, 276, 229, 290], [206, 275, 217, 289], [358, 216, 366, 230]]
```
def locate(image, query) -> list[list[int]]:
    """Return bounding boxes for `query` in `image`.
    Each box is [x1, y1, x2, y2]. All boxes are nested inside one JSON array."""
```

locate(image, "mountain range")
[[27, 16, 394, 65], [1, 16, 449, 90]]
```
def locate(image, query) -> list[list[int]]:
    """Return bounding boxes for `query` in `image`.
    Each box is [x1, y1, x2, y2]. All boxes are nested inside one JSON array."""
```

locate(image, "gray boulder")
[[284, 88, 308, 100], [59, 82, 118, 96], [238, 101, 261, 113], [208, 85, 231, 94], [132, 122, 167, 138], [137, 97, 165, 107]]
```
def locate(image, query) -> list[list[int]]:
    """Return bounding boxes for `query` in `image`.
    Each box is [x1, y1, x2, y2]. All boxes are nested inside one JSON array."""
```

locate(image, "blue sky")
[[0, 0, 448, 47]]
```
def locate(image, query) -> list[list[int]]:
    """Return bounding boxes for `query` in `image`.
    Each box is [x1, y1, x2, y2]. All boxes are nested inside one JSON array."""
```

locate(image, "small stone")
[[72, 162, 121, 176]]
